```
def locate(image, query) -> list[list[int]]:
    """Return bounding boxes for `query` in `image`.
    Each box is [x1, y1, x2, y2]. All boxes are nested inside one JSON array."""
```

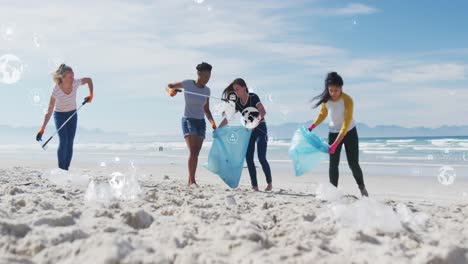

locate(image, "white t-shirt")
[[313, 92, 356, 135], [325, 96, 356, 133], [52, 79, 81, 112]]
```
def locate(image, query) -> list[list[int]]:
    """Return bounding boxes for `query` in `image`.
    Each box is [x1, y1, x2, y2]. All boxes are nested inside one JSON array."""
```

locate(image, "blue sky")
[[1, 0, 467, 135]]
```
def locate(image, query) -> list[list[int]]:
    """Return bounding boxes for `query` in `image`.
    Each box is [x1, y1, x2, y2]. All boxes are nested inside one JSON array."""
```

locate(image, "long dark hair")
[[222, 78, 249, 100], [311, 72, 344, 108]]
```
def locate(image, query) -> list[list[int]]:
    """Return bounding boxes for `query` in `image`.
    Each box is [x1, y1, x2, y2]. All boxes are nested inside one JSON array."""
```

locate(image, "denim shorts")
[[181, 117, 206, 139]]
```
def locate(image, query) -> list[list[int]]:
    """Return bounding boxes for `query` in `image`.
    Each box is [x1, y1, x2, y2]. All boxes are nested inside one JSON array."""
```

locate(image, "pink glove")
[[308, 124, 316, 131], [329, 142, 339, 154]]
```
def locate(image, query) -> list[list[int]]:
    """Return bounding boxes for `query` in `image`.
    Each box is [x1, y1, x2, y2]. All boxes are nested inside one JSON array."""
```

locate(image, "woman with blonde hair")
[[36, 64, 94, 170]]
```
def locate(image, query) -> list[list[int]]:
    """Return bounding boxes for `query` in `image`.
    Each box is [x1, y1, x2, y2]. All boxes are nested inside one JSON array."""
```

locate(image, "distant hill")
[[0, 125, 128, 144], [264, 122, 468, 140], [1, 122, 468, 144]]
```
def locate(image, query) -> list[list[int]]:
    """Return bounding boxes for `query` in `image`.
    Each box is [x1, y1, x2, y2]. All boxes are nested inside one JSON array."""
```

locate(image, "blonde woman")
[[36, 64, 93, 170]]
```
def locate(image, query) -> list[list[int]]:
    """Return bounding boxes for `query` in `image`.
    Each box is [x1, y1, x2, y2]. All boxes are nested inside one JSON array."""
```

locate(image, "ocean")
[[1, 136, 467, 182]]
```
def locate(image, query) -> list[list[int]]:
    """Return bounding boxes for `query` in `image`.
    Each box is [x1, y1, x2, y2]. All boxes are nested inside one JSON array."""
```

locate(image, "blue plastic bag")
[[204, 126, 252, 188], [289, 126, 329, 176]]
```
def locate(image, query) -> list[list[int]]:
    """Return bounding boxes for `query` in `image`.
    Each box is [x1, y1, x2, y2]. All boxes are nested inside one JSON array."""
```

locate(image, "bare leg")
[[185, 135, 203, 186]]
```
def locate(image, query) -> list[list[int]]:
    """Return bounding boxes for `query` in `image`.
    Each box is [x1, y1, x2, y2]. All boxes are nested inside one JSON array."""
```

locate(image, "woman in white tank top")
[[36, 64, 94, 170]]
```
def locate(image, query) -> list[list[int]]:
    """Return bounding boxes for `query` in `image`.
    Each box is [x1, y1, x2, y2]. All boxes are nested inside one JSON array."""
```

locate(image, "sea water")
[[2, 136, 468, 180]]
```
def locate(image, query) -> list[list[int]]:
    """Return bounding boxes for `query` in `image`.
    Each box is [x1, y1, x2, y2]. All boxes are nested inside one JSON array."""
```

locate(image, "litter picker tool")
[[38, 97, 90, 150], [174, 89, 233, 102]]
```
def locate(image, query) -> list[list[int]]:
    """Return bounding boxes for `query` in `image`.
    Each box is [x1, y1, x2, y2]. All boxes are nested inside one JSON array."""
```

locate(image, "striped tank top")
[[52, 79, 81, 112]]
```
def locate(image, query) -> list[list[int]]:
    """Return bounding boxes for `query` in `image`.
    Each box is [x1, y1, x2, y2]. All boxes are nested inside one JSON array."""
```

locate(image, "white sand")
[[0, 165, 467, 264]]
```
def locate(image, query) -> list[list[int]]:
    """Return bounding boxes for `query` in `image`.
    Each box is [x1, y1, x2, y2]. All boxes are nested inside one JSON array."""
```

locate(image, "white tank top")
[[326, 96, 356, 133], [52, 79, 81, 112]]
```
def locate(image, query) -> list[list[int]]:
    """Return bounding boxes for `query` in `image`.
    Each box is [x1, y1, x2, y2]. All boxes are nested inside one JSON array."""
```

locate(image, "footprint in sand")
[[33, 215, 76, 227], [225, 195, 237, 207], [121, 210, 154, 230], [0, 221, 31, 238]]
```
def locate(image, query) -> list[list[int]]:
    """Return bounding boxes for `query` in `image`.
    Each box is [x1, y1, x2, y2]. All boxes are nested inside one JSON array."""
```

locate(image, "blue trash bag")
[[204, 126, 252, 188], [289, 126, 329, 176]]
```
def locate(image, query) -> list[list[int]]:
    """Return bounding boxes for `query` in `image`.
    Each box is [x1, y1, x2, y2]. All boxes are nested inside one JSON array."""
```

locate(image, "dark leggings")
[[329, 127, 365, 189], [246, 122, 272, 187], [54, 111, 77, 171]]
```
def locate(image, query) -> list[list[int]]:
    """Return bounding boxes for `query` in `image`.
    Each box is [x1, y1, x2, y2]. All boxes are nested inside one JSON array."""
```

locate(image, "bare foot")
[[252, 186, 259, 192], [265, 184, 272, 192], [189, 183, 199, 188]]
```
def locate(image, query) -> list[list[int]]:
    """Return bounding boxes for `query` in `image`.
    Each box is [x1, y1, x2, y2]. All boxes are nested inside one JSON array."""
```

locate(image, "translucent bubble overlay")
[[109, 171, 142, 200], [437, 165, 456, 186], [43, 168, 90, 190], [29, 88, 46, 107], [410, 168, 421, 176], [0, 54, 24, 84], [33, 33, 46, 48], [1, 24, 15, 41], [85, 159, 143, 203], [267, 135, 275, 144], [212, 101, 224, 117], [224, 101, 236, 122], [265, 93, 278, 103], [228, 92, 237, 102], [240, 106, 261, 130]]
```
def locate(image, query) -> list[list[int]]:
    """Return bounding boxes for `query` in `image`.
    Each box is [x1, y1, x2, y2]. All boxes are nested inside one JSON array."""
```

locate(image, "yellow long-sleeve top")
[[313, 92, 356, 136]]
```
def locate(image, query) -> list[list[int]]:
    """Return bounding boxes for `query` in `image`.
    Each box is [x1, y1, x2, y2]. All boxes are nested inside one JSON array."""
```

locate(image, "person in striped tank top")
[[309, 72, 369, 197], [36, 64, 94, 170]]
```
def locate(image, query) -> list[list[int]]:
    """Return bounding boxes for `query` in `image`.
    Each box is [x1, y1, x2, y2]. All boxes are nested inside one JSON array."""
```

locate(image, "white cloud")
[[332, 3, 379, 16], [1, 0, 467, 132], [339, 59, 388, 78], [344, 81, 468, 127], [382, 64, 466, 83], [0, 0, 342, 77], [327, 58, 467, 84], [308, 3, 379, 16], [256, 42, 344, 59]]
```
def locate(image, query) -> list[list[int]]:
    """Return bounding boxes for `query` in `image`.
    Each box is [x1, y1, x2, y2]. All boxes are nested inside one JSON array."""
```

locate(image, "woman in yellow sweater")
[[309, 72, 368, 197]]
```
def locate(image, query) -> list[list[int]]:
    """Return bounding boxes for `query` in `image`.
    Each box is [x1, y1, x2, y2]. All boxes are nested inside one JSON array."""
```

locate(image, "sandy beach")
[[2, 0, 468, 263], [1, 161, 467, 264]]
